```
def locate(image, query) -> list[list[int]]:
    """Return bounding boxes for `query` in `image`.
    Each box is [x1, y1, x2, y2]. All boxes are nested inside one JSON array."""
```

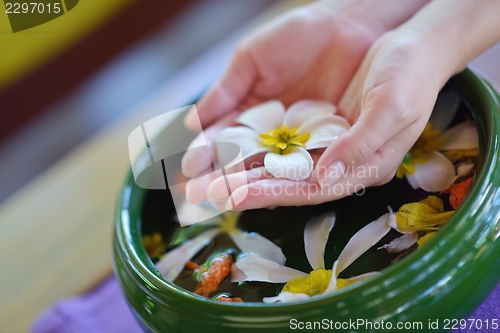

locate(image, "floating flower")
[[217, 100, 350, 181], [380, 196, 454, 253], [155, 203, 285, 282], [232, 212, 393, 303], [441, 177, 474, 209], [392, 196, 454, 233], [396, 121, 478, 192], [142, 232, 166, 260], [194, 252, 234, 297], [417, 232, 437, 247]]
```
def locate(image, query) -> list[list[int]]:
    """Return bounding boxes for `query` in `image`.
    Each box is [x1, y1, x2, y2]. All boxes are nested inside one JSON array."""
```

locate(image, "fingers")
[[185, 168, 225, 204], [184, 44, 257, 131], [206, 167, 272, 202], [185, 151, 266, 204], [316, 83, 416, 188], [181, 111, 239, 178], [205, 121, 424, 210], [316, 30, 445, 188]]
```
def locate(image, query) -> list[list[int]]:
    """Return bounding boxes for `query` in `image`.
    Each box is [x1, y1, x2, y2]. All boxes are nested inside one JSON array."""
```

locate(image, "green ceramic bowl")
[[113, 69, 500, 333]]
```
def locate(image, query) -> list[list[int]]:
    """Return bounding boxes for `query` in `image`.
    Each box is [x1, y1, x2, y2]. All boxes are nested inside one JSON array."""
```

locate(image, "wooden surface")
[[0, 1, 498, 332]]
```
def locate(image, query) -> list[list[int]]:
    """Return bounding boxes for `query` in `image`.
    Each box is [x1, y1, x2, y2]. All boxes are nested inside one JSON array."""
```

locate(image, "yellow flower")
[[396, 121, 478, 192], [441, 148, 479, 164], [259, 125, 310, 152], [156, 207, 285, 282], [417, 232, 437, 247], [395, 196, 454, 233], [380, 197, 455, 253], [233, 212, 392, 303], [283, 268, 354, 296], [142, 232, 166, 260], [217, 100, 350, 180], [396, 123, 442, 179], [283, 268, 332, 296]]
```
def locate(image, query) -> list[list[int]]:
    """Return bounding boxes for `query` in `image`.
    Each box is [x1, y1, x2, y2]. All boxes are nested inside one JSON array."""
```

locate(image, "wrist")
[[399, 0, 500, 75], [315, 0, 430, 39]]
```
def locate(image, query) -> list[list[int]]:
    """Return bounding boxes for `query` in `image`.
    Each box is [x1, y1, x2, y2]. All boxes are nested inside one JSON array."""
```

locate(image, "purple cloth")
[[31, 276, 142, 333], [32, 276, 499, 333]]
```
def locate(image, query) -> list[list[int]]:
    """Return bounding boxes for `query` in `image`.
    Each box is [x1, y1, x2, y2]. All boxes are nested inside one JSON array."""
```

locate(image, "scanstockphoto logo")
[[127, 105, 248, 227], [3, 0, 79, 32]]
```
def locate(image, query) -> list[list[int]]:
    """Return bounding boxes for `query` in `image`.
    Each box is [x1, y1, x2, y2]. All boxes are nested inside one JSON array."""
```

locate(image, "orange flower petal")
[[194, 254, 234, 297]]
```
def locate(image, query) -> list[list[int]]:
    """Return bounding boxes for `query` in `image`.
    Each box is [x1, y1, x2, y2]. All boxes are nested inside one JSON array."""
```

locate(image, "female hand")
[[181, 0, 431, 206], [200, 0, 500, 211]]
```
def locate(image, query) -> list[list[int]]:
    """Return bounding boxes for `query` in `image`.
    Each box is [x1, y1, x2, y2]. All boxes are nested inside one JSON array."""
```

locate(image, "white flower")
[[217, 100, 350, 181], [155, 201, 285, 281], [232, 212, 393, 303], [396, 94, 478, 192]]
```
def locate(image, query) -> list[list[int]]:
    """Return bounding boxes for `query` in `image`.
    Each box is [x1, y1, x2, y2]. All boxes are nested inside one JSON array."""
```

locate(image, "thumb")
[[316, 29, 450, 188], [184, 44, 257, 131], [315, 99, 410, 188]]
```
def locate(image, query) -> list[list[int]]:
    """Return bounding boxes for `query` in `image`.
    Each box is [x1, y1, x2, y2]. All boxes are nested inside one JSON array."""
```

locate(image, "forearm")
[[316, 0, 431, 38], [399, 0, 500, 75]]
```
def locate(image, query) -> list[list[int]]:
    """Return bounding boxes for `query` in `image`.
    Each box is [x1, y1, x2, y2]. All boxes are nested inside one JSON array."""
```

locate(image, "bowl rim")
[[114, 68, 500, 315]]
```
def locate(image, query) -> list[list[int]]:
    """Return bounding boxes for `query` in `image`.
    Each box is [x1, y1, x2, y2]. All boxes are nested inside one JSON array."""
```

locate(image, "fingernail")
[[318, 161, 346, 188], [207, 178, 230, 202]]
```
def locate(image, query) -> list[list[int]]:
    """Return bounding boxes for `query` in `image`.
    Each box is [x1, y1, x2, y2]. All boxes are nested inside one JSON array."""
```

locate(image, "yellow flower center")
[[395, 196, 454, 233], [396, 123, 443, 179], [219, 211, 242, 233], [259, 125, 310, 152], [283, 268, 332, 296], [336, 278, 352, 290]]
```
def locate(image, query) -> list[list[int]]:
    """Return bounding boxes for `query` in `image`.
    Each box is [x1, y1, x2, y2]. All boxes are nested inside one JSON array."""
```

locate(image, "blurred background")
[[0, 1, 499, 332], [0, 0, 279, 203]]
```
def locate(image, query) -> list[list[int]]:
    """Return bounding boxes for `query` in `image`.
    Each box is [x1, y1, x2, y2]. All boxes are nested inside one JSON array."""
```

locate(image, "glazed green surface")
[[113, 69, 500, 333]]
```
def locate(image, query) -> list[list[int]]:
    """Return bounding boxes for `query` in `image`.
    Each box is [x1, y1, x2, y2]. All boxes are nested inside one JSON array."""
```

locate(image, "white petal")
[[230, 261, 248, 282], [441, 121, 479, 150], [406, 172, 421, 189], [264, 146, 313, 180], [284, 100, 337, 128], [324, 260, 339, 294], [386, 209, 398, 230], [378, 233, 418, 253], [336, 213, 392, 274], [232, 255, 307, 283], [300, 115, 350, 150], [406, 151, 455, 192], [217, 126, 269, 165], [229, 231, 286, 265], [325, 265, 378, 295], [155, 228, 220, 281], [448, 163, 475, 185], [444, 164, 474, 192], [176, 201, 221, 226], [456, 163, 475, 178], [429, 89, 461, 131], [344, 272, 379, 284], [304, 213, 336, 270], [263, 292, 311, 304], [237, 100, 285, 133]]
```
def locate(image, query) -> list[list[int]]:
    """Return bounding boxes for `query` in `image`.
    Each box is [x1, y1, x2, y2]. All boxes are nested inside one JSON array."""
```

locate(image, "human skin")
[[182, 0, 500, 210]]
